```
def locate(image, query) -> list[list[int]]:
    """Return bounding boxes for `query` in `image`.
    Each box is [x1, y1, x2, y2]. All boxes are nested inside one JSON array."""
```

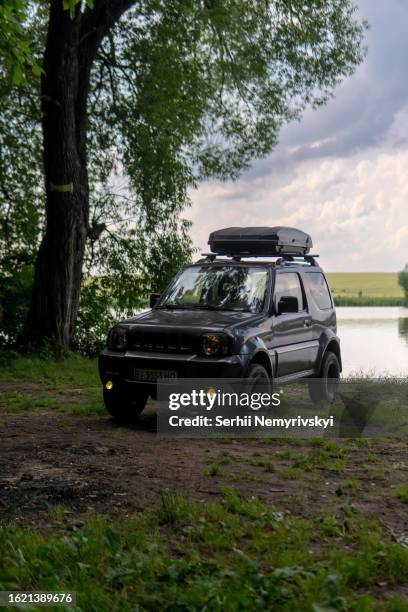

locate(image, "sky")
[[187, 0, 408, 272]]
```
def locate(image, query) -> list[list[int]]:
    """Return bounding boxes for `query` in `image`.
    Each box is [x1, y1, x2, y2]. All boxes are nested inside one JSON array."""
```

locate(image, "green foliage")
[[398, 265, 408, 305], [0, 2, 45, 345], [0, 256, 33, 345], [0, 0, 367, 350], [75, 219, 195, 355], [1, 491, 407, 610], [62, 0, 94, 19], [73, 281, 117, 357], [91, 0, 367, 186], [0, 0, 43, 84], [0, 0, 97, 83]]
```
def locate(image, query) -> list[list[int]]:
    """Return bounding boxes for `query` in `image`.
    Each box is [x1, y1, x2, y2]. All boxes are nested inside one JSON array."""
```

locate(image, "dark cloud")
[[190, 1, 408, 272], [243, 0, 408, 180]]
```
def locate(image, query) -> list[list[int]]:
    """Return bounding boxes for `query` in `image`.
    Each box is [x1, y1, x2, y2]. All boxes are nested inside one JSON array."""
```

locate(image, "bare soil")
[[1, 382, 407, 539]]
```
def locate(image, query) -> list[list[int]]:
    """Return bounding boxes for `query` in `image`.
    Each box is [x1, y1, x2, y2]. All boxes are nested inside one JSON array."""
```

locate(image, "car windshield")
[[158, 265, 268, 313]]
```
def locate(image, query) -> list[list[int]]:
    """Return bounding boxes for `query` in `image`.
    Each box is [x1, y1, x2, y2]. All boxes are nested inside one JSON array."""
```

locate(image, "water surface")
[[336, 307, 408, 377]]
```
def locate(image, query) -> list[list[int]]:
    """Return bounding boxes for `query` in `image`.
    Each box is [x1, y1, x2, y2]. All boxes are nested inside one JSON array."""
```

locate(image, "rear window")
[[305, 273, 332, 310]]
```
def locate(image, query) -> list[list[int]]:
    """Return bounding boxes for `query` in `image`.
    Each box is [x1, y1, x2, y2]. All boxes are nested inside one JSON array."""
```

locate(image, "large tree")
[[15, 0, 365, 348], [0, 1, 194, 349]]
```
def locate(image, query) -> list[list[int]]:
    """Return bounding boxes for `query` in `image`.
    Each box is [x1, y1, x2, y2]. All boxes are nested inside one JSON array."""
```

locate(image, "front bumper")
[[99, 349, 246, 395]]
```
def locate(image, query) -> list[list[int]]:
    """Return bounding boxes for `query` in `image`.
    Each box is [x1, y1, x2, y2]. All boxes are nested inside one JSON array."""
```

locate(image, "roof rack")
[[197, 253, 320, 267], [199, 252, 243, 262], [276, 254, 320, 267]]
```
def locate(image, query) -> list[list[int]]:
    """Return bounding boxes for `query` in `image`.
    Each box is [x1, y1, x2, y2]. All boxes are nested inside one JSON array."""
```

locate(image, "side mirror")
[[277, 295, 298, 315], [149, 293, 161, 308]]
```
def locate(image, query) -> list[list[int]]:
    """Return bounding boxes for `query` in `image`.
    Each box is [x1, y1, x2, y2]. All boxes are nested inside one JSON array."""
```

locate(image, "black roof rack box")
[[208, 226, 312, 256]]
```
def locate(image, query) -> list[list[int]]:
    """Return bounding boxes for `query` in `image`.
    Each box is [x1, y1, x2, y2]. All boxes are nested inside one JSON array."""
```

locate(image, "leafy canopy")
[[0, 0, 367, 349]]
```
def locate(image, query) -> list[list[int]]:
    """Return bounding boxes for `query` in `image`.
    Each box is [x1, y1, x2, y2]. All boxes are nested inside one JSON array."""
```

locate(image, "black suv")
[[99, 227, 341, 421]]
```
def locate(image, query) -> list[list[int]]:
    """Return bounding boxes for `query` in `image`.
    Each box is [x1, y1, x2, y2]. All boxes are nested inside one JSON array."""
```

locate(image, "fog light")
[[105, 380, 113, 390]]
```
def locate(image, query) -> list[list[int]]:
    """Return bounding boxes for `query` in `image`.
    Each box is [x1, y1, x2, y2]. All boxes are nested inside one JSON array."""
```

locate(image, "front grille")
[[129, 330, 198, 354]]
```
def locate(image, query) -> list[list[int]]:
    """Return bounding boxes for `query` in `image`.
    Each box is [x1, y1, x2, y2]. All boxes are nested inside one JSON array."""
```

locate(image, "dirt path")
[[1, 384, 408, 538]]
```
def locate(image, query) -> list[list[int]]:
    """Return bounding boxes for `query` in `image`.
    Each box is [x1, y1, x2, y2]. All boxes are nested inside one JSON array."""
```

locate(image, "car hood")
[[122, 308, 264, 332]]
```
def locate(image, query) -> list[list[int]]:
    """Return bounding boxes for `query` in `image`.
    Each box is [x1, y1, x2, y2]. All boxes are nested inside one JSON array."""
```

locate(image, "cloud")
[[188, 131, 408, 271], [242, 0, 408, 179], [284, 1, 408, 155], [188, 0, 408, 271]]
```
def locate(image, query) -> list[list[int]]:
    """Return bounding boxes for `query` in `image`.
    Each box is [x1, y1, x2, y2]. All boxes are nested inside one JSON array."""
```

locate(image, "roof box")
[[208, 226, 312, 256]]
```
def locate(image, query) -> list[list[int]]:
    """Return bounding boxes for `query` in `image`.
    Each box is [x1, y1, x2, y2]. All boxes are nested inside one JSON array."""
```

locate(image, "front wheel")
[[245, 363, 271, 394], [103, 388, 148, 423], [308, 351, 340, 404]]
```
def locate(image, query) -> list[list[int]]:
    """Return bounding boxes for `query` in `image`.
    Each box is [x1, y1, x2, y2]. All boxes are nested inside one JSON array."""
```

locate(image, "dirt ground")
[[0, 381, 407, 541]]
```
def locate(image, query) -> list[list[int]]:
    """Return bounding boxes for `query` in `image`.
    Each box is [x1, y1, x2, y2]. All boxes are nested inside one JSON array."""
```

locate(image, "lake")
[[337, 307, 408, 377]]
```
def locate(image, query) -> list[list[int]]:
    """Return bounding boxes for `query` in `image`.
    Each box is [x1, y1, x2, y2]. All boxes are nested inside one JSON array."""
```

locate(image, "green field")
[[326, 273, 405, 306]]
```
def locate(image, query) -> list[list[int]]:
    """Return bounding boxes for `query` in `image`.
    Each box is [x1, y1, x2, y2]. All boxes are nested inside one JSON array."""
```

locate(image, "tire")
[[103, 388, 148, 423], [245, 363, 271, 395], [308, 351, 340, 404]]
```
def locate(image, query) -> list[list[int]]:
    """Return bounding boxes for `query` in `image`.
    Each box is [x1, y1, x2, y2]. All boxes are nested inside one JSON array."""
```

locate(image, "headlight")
[[201, 333, 228, 357], [108, 327, 128, 351]]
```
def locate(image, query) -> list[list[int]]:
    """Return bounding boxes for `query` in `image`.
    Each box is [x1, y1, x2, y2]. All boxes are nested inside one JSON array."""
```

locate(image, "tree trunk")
[[23, 0, 134, 349], [23, 2, 87, 348]]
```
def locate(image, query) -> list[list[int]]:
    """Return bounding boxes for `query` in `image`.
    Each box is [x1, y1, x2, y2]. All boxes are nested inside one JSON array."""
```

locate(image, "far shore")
[[333, 296, 406, 307], [327, 272, 405, 307]]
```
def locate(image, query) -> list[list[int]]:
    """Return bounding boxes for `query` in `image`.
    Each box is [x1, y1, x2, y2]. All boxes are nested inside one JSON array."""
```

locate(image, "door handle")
[[304, 320, 312, 327]]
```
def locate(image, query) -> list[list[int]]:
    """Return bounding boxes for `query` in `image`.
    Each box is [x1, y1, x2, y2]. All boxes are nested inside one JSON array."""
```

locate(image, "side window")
[[274, 273, 304, 312], [305, 273, 332, 310]]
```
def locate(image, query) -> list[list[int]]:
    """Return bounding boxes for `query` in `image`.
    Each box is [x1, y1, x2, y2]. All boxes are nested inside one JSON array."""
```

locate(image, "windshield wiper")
[[190, 304, 244, 312], [157, 303, 249, 312], [156, 304, 188, 310]]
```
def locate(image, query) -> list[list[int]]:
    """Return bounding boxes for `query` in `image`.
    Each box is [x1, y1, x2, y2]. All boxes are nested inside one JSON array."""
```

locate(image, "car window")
[[159, 265, 268, 313], [274, 273, 304, 312], [305, 272, 332, 310]]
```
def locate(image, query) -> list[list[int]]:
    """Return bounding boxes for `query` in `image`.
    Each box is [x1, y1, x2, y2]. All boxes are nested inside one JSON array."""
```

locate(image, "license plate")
[[132, 368, 178, 382]]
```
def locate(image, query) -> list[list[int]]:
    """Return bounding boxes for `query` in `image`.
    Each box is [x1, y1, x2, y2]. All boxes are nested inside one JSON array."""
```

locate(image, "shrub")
[[0, 258, 34, 346], [398, 265, 408, 305]]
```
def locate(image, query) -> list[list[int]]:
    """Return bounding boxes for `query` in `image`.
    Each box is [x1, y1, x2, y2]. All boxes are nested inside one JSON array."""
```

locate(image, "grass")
[[279, 466, 304, 480], [341, 478, 360, 491], [326, 273, 406, 307], [1, 353, 408, 608], [244, 457, 276, 472], [1, 489, 407, 611], [0, 351, 99, 386], [205, 463, 223, 476], [0, 386, 104, 416], [291, 448, 346, 474], [397, 486, 408, 503], [0, 351, 103, 416], [206, 442, 357, 483]]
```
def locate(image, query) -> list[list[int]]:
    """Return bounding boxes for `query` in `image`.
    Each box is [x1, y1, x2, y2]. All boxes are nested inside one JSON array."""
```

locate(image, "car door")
[[268, 271, 314, 377]]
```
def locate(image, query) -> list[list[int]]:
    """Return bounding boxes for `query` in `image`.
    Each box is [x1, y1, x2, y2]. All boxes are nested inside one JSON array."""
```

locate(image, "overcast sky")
[[187, 0, 408, 272]]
